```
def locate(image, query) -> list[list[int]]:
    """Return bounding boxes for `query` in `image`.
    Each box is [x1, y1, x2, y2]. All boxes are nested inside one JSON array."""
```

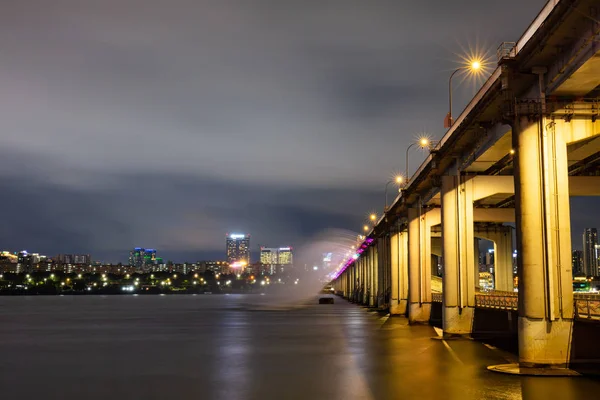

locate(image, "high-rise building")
[[226, 234, 250, 265], [572, 250, 584, 276], [129, 248, 158, 272], [596, 245, 600, 277], [260, 247, 277, 266], [582, 228, 598, 277], [260, 246, 293, 274], [278, 247, 293, 266]]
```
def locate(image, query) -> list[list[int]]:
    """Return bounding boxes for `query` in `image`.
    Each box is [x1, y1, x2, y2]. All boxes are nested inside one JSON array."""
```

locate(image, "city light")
[[231, 261, 247, 268], [369, 213, 377, 221]]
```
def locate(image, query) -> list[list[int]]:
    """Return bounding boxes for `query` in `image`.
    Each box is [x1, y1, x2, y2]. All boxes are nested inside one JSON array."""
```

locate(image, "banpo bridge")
[[331, 0, 600, 372]]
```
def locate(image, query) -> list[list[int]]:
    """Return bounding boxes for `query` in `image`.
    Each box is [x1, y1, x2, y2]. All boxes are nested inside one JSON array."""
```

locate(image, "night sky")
[[4, 0, 592, 263]]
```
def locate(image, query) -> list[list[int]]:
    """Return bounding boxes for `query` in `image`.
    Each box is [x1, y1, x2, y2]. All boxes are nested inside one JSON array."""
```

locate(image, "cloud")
[[0, 0, 553, 260]]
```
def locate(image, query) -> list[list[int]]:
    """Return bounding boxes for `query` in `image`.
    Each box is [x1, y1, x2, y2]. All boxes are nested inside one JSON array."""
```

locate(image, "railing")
[[497, 41, 516, 61], [574, 293, 600, 320], [430, 290, 600, 320], [475, 290, 518, 310]]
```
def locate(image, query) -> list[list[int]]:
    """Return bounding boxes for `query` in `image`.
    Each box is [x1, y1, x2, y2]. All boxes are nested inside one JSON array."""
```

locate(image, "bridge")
[[332, 0, 600, 372]]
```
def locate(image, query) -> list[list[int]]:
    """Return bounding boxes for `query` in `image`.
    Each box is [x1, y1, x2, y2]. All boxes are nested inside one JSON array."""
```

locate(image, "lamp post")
[[405, 137, 432, 184], [384, 175, 404, 212], [445, 60, 481, 128]]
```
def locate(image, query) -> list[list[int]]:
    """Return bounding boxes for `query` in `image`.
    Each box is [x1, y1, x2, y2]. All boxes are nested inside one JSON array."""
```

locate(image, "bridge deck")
[[1, 295, 599, 400]]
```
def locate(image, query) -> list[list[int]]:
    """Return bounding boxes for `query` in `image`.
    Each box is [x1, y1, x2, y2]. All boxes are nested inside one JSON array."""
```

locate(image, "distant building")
[[56, 254, 91, 265], [596, 245, 600, 277], [197, 261, 230, 274], [278, 247, 293, 266], [572, 250, 584, 276], [583, 228, 598, 276], [129, 248, 159, 272], [226, 234, 250, 265], [260, 247, 293, 274]]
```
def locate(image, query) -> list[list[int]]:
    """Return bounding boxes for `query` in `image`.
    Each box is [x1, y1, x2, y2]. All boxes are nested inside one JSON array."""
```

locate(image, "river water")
[[1, 295, 599, 400]]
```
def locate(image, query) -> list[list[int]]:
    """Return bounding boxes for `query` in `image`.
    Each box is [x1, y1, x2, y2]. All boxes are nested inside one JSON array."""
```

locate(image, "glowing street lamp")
[[405, 137, 434, 183], [369, 213, 377, 222], [363, 225, 370, 233], [445, 59, 482, 128], [385, 175, 405, 211]]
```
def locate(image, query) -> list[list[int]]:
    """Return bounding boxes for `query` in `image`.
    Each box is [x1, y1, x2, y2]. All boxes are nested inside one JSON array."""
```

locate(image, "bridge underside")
[[334, 0, 600, 371]]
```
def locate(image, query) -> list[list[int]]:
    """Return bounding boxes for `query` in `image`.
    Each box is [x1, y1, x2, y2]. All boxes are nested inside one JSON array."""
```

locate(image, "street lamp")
[[363, 225, 370, 233], [405, 137, 434, 184], [369, 213, 377, 222], [384, 175, 404, 211], [445, 59, 482, 128]]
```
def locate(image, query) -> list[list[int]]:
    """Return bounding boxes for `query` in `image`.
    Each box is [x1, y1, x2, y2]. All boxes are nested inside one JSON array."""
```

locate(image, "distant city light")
[[229, 233, 246, 239], [231, 261, 247, 268]]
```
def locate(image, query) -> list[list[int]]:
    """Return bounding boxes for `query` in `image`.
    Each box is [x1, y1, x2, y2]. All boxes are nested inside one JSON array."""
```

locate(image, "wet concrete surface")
[[1, 295, 598, 399]]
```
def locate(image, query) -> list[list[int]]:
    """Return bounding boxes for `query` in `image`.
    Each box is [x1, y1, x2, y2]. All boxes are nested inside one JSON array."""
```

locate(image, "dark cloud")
[[3, 0, 584, 262], [0, 149, 380, 261]]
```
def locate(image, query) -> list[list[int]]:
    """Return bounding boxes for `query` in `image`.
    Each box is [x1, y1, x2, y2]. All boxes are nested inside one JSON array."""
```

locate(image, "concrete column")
[[377, 239, 385, 307], [474, 238, 480, 291], [371, 245, 378, 307], [441, 175, 476, 336], [514, 117, 573, 368], [382, 236, 390, 308], [368, 247, 373, 305], [390, 231, 409, 315], [360, 256, 366, 304], [359, 257, 364, 304], [408, 207, 432, 323], [477, 227, 514, 292], [365, 248, 370, 305]]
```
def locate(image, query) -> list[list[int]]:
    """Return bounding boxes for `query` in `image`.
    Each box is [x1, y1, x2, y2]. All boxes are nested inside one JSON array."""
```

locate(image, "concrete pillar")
[[383, 236, 390, 308], [359, 255, 364, 302], [474, 238, 480, 291], [363, 254, 368, 305], [514, 117, 573, 368], [366, 247, 371, 305], [441, 175, 476, 336], [390, 230, 409, 315], [477, 227, 514, 292], [371, 245, 378, 307], [408, 207, 432, 323], [377, 238, 385, 307]]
